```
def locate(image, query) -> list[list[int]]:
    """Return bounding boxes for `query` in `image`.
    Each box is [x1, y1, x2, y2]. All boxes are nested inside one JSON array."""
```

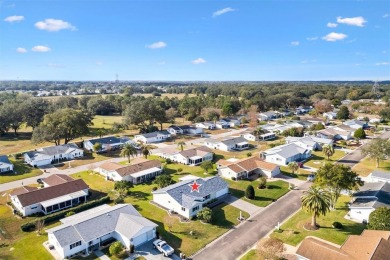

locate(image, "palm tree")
[[120, 144, 137, 164], [288, 161, 299, 175], [301, 186, 331, 228], [138, 141, 153, 159], [322, 144, 335, 160], [177, 141, 186, 151], [253, 127, 265, 143]]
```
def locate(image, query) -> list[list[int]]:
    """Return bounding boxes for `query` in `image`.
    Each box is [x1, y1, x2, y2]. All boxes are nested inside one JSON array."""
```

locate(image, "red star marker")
[[189, 180, 202, 192]]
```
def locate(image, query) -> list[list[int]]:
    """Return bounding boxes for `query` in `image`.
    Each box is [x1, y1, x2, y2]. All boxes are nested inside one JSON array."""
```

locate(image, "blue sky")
[[1, 0, 389, 81]]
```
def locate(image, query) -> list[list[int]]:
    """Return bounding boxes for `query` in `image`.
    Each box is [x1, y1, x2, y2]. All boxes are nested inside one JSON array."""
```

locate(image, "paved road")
[[337, 130, 390, 168], [192, 181, 311, 260]]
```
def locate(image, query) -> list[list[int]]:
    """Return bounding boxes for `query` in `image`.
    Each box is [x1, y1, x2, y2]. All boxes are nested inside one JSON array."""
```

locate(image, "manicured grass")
[[101, 246, 128, 260], [0, 158, 42, 184], [353, 157, 390, 177], [240, 249, 258, 260], [227, 179, 290, 207], [55, 150, 122, 170], [270, 196, 365, 246], [304, 150, 346, 169], [280, 166, 312, 181], [71, 171, 115, 195]]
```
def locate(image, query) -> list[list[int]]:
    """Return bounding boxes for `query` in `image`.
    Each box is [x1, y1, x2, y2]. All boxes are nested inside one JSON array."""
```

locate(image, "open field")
[[0, 158, 42, 184], [304, 150, 346, 169], [352, 157, 390, 177], [55, 151, 122, 170], [270, 196, 365, 246]]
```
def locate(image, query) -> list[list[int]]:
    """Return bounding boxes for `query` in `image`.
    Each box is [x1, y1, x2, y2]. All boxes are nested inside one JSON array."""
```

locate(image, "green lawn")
[[227, 179, 290, 207], [353, 157, 390, 177], [0, 158, 42, 184], [240, 249, 258, 260], [270, 196, 365, 246], [304, 150, 346, 169], [280, 166, 312, 181], [56, 150, 122, 170]]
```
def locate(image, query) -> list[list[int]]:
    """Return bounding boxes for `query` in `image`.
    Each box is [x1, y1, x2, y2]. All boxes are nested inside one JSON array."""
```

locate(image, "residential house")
[[24, 143, 84, 167], [215, 121, 229, 129], [42, 174, 75, 188], [369, 170, 390, 183], [317, 126, 353, 140], [258, 111, 281, 121], [152, 176, 228, 218], [285, 136, 333, 151], [240, 129, 276, 142], [348, 181, 390, 223], [357, 116, 383, 124], [10, 177, 89, 217], [159, 146, 213, 166], [261, 143, 311, 165], [220, 117, 242, 127], [296, 230, 390, 260], [96, 160, 162, 184], [133, 131, 171, 144], [323, 111, 338, 120], [46, 204, 158, 259], [343, 119, 368, 130], [0, 155, 14, 173], [84, 136, 138, 152], [204, 137, 249, 151], [195, 121, 216, 130], [218, 157, 280, 180], [167, 125, 203, 136]]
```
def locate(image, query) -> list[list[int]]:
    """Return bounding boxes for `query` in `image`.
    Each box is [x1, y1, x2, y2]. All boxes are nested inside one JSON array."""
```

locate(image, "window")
[[192, 206, 199, 212], [181, 207, 186, 212], [70, 241, 81, 250], [204, 195, 211, 200]]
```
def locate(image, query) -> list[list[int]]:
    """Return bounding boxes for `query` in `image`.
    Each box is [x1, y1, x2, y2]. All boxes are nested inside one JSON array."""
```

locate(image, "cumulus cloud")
[[16, 47, 27, 53], [212, 7, 235, 17], [192, 58, 206, 64], [291, 41, 300, 46], [32, 45, 51, 52], [327, 22, 338, 28], [322, 32, 347, 42], [383, 13, 389, 18], [4, 15, 24, 22], [35, 18, 76, 31], [306, 36, 319, 41], [337, 16, 367, 27], [146, 41, 167, 49], [376, 62, 390, 66]]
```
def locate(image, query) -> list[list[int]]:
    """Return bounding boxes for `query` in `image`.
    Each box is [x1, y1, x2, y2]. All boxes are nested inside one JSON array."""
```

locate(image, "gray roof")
[[87, 136, 129, 145], [371, 170, 390, 181], [39, 143, 80, 156], [47, 204, 157, 247], [153, 176, 228, 209], [264, 143, 308, 159], [138, 131, 170, 138], [260, 111, 278, 117], [220, 137, 248, 146], [0, 155, 12, 165], [353, 182, 390, 208]]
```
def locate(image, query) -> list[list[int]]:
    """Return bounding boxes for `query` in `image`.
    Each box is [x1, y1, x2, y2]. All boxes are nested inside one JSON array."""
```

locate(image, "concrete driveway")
[[223, 195, 262, 216], [132, 242, 181, 260]]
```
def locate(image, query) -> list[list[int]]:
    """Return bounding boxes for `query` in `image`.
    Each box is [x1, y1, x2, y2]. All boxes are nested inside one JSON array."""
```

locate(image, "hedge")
[[21, 196, 111, 232]]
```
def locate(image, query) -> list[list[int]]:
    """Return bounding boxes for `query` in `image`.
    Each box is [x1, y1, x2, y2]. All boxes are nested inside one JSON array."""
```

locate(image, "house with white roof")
[[158, 146, 213, 166], [369, 170, 390, 183], [133, 131, 171, 144], [84, 136, 138, 152], [218, 157, 280, 180], [343, 119, 368, 130], [215, 121, 229, 129], [348, 182, 390, 223], [240, 129, 276, 142], [258, 111, 281, 121], [152, 176, 228, 218], [220, 117, 242, 127], [95, 160, 162, 184], [323, 111, 338, 120], [204, 137, 249, 151], [260, 143, 311, 165], [10, 176, 89, 216], [167, 125, 203, 136], [285, 136, 333, 151], [195, 121, 216, 130], [24, 143, 84, 167], [317, 126, 353, 140], [46, 204, 158, 259], [0, 155, 14, 173]]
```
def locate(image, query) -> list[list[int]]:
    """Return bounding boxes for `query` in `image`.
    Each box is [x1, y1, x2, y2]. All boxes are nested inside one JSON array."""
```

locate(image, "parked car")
[[153, 239, 174, 257], [37, 178, 43, 184], [307, 174, 316, 182]]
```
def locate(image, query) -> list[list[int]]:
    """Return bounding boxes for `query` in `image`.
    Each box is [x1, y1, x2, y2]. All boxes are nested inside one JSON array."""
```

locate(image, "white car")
[[153, 239, 174, 257], [307, 174, 316, 182]]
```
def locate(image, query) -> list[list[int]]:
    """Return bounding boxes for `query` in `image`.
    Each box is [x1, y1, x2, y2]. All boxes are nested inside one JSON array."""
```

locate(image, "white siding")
[[349, 208, 373, 223], [216, 187, 229, 198]]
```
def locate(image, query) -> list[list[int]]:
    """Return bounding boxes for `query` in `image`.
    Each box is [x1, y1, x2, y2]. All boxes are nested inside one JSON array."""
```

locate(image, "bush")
[[65, 211, 75, 217], [332, 222, 343, 229], [152, 186, 158, 191], [196, 207, 213, 223], [231, 177, 236, 181], [258, 177, 267, 189], [165, 158, 172, 164], [246, 152, 252, 157], [114, 197, 124, 204], [245, 185, 255, 200], [109, 241, 124, 256]]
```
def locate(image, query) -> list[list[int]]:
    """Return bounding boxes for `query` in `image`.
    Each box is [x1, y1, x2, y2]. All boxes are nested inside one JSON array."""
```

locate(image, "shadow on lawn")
[[88, 189, 108, 200], [153, 219, 184, 255]]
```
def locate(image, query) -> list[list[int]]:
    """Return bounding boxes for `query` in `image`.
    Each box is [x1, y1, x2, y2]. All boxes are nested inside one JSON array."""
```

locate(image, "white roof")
[[131, 167, 162, 178], [40, 190, 88, 208]]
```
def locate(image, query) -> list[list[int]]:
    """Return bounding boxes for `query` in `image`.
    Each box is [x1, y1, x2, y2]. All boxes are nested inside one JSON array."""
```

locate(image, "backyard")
[[353, 157, 390, 177], [0, 158, 42, 184], [304, 150, 346, 169], [270, 196, 365, 246]]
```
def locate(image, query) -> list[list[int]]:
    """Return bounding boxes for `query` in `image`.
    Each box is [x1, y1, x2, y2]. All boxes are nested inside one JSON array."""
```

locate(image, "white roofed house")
[[369, 170, 390, 183], [24, 143, 84, 167], [0, 155, 14, 173], [152, 176, 229, 219], [261, 143, 311, 166], [317, 126, 353, 141], [46, 204, 158, 259], [133, 131, 171, 144], [195, 121, 216, 130], [323, 111, 338, 120], [258, 111, 281, 121], [159, 146, 213, 166], [220, 117, 242, 127], [204, 137, 249, 152], [167, 125, 204, 136], [83, 136, 137, 153], [240, 129, 276, 142], [215, 121, 229, 129], [343, 119, 368, 130], [95, 160, 162, 184], [285, 136, 333, 151]]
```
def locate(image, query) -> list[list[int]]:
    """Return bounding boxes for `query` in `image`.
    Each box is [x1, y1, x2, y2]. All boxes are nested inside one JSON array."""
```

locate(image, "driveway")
[[223, 195, 263, 216], [191, 181, 311, 260], [132, 242, 181, 260]]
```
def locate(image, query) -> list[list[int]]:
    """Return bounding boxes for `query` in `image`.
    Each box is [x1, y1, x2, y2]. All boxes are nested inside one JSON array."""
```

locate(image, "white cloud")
[[383, 13, 389, 18], [192, 58, 206, 64], [16, 47, 27, 53], [96, 61, 103, 65], [146, 41, 167, 49], [322, 32, 348, 42], [35, 18, 76, 32], [327, 22, 338, 28], [32, 45, 51, 52], [212, 7, 235, 17], [376, 62, 390, 66], [306, 36, 318, 41], [336, 16, 367, 27], [291, 41, 300, 46], [4, 15, 24, 22]]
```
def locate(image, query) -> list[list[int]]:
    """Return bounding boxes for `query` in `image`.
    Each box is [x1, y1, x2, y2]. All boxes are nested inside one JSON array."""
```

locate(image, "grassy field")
[[353, 157, 390, 177], [304, 150, 346, 169], [240, 249, 258, 260], [227, 179, 290, 207], [280, 166, 312, 181], [55, 151, 122, 170], [0, 158, 42, 184], [270, 196, 365, 246]]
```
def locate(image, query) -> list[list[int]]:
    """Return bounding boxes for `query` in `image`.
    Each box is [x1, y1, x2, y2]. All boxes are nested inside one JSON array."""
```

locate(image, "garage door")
[[133, 233, 147, 247]]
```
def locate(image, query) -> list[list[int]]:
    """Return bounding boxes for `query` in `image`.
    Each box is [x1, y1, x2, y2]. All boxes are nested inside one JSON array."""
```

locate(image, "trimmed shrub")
[[109, 241, 124, 256], [258, 177, 267, 189], [246, 152, 252, 157], [231, 177, 236, 181], [165, 158, 172, 164], [245, 185, 255, 200], [332, 222, 343, 229], [152, 186, 158, 191]]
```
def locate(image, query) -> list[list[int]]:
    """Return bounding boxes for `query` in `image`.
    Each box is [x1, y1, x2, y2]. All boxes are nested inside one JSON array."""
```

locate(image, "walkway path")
[[223, 195, 263, 216]]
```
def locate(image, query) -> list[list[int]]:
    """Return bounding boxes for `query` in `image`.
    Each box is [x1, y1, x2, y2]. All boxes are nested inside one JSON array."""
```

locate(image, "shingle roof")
[[222, 157, 278, 173], [115, 160, 161, 177], [43, 174, 74, 186], [296, 237, 350, 260], [342, 233, 390, 260], [152, 176, 228, 209], [9, 186, 38, 196], [40, 143, 81, 156], [87, 136, 128, 145], [179, 146, 212, 158], [371, 170, 390, 181], [137, 131, 170, 138], [264, 143, 308, 159], [220, 137, 248, 146], [352, 182, 390, 209], [99, 162, 125, 171], [15, 179, 89, 207]]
